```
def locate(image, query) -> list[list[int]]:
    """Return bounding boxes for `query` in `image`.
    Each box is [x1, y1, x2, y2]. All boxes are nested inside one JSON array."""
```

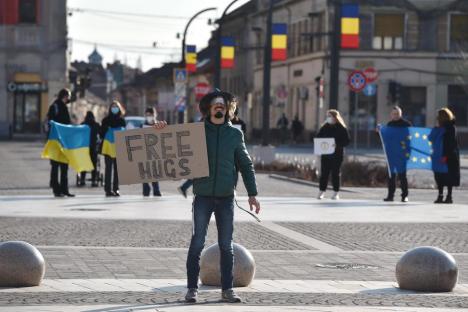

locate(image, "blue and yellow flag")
[[101, 127, 125, 158], [379, 126, 448, 174], [41, 121, 94, 172]]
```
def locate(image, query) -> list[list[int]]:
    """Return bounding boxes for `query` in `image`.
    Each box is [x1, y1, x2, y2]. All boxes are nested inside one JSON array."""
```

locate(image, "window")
[[18, 0, 37, 24], [450, 14, 468, 51], [448, 85, 468, 126], [400, 87, 426, 127], [373, 14, 404, 50]]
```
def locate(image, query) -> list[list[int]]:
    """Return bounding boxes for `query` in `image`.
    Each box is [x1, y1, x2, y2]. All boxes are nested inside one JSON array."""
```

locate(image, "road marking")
[[258, 222, 344, 252]]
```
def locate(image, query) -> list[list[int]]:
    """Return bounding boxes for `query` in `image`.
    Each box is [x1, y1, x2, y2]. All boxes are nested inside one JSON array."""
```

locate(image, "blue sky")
[[68, 0, 250, 71]]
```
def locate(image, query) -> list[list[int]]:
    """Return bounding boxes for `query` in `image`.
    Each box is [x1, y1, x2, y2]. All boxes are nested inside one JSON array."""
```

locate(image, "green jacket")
[[193, 120, 258, 197]]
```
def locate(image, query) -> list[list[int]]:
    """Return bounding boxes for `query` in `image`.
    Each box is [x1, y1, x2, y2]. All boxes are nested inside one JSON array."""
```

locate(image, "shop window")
[[448, 85, 468, 126], [373, 14, 404, 50], [18, 0, 37, 24], [450, 14, 468, 51]]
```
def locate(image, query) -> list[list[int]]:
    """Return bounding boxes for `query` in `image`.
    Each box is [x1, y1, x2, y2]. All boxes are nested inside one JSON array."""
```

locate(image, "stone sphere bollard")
[[0, 241, 46, 287], [396, 246, 458, 292], [200, 243, 255, 287]]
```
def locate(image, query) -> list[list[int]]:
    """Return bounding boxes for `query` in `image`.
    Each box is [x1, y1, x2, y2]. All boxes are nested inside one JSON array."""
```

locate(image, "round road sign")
[[363, 67, 378, 83], [347, 70, 367, 92]]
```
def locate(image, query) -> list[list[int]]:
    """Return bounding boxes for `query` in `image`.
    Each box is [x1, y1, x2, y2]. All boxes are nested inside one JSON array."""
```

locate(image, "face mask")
[[214, 111, 224, 119], [111, 107, 120, 115], [146, 116, 154, 124], [326, 116, 335, 124]]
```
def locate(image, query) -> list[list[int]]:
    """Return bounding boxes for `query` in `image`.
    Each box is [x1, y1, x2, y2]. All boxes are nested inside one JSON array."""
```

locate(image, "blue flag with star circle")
[[379, 126, 448, 174]]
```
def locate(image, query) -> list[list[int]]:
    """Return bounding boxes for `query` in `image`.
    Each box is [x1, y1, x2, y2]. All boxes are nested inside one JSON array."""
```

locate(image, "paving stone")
[[279, 223, 468, 252]]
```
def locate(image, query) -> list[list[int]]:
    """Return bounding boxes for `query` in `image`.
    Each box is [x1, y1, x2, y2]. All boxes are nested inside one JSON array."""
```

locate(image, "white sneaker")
[[331, 192, 340, 200], [317, 191, 325, 200]]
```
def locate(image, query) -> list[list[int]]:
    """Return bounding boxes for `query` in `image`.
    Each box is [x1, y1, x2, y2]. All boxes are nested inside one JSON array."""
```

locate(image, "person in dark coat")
[[79, 111, 100, 187], [291, 115, 304, 143], [47, 88, 74, 197], [100, 100, 126, 197], [231, 108, 247, 134], [141, 107, 162, 197], [383, 106, 412, 202], [277, 113, 289, 144], [317, 109, 350, 200], [434, 107, 460, 204]]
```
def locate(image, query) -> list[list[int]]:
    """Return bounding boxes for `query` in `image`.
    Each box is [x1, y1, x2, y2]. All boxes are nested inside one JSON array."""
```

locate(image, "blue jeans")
[[186, 195, 234, 290], [180, 179, 193, 192], [142, 182, 160, 196]]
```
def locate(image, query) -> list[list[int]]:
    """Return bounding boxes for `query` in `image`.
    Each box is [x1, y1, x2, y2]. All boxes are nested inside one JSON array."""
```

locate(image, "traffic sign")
[[173, 68, 187, 83], [347, 70, 366, 92], [363, 67, 378, 83], [362, 83, 377, 96], [195, 82, 210, 101]]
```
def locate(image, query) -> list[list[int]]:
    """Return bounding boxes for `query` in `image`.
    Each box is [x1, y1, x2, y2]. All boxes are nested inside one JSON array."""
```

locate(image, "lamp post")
[[261, 0, 274, 146], [178, 7, 216, 124], [180, 7, 217, 67], [213, 0, 240, 89]]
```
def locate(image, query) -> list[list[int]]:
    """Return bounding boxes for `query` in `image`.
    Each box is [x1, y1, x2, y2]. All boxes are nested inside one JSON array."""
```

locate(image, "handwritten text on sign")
[[115, 123, 209, 185]]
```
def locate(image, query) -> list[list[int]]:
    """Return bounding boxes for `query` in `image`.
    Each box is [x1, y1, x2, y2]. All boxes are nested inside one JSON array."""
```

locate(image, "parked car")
[[124, 116, 145, 130]]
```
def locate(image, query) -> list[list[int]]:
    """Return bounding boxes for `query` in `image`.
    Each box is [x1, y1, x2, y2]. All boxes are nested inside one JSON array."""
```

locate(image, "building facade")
[[0, 0, 68, 138], [220, 0, 468, 145]]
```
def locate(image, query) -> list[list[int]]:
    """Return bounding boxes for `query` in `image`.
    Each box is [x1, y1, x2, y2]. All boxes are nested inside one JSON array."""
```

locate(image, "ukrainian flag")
[[41, 121, 94, 172], [380, 126, 448, 174], [101, 127, 125, 158]]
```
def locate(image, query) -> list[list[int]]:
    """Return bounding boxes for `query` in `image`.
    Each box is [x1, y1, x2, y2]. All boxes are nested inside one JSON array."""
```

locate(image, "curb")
[[268, 174, 356, 193]]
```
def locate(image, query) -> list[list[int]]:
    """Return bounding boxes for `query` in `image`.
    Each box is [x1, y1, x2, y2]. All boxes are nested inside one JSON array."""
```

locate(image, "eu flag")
[[379, 126, 448, 174], [41, 121, 94, 172]]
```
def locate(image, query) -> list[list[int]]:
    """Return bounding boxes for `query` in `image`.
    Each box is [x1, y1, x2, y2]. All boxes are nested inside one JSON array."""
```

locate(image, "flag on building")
[[272, 23, 287, 61], [221, 37, 235, 68], [379, 126, 448, 174], [185, 45, 197, 73], [341, 4, 360, 49], [101, 127, 125, 158], [41, 121, 94, 172]]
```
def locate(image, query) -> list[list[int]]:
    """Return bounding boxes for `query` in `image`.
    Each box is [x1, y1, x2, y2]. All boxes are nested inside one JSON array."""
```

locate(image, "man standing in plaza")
[[154, 90, 260, 303], [382, 106, 412, 202], [46, 88, 75, 198]]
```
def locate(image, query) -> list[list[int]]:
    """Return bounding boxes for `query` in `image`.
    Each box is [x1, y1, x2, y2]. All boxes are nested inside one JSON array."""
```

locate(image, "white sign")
[[314, 138, 336, 155]]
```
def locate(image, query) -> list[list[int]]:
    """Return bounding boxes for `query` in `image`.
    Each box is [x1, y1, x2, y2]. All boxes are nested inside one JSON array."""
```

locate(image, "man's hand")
[[248, 196, 260, 214], [152, 120, 167, 130]]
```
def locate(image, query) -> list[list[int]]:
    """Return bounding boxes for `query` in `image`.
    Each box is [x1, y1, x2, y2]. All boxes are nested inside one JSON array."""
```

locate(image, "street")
[[0, 141, 468, 311]]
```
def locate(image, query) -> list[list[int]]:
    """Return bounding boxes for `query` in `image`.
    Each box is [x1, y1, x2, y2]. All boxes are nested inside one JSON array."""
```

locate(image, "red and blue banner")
[[341, 4, 360, 49], [272, 23, 287, 61], [221, 37, 235, 69]]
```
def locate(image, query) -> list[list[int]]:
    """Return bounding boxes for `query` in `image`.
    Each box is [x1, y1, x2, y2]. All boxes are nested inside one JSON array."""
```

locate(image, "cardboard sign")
[[314, 138, 336, 155], [115, 123, 209, 185]]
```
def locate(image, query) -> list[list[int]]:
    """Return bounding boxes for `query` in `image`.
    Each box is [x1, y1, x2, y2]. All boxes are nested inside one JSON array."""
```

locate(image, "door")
[[13, 92, 41, 133]]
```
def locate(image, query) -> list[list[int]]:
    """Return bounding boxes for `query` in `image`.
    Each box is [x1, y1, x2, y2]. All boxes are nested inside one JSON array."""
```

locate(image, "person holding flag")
[[100, 100, 126, 197], [153, 90, 260, 303], [382, 106, 412, 202], [434, 108, 460, 204], [46, 88, 74, 197]]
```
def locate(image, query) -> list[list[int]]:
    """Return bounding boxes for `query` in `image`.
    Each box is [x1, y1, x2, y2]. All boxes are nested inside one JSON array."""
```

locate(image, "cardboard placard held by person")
[[115, 122, 209, 185], [314, 138, 336, 155]]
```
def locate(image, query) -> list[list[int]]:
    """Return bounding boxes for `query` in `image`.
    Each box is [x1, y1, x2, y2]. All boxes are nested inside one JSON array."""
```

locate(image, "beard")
[[214, 111, 224, 119]]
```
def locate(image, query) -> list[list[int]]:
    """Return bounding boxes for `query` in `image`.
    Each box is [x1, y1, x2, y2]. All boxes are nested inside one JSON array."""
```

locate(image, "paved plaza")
[[0, 142, 468, 311]]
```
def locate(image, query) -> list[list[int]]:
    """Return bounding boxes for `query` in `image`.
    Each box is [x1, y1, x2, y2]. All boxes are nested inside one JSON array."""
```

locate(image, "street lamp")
[[178, 7, 216, 124], [180, 7, 217, 67], [213, 0, 240, 89], [261, 0, 274, 146]]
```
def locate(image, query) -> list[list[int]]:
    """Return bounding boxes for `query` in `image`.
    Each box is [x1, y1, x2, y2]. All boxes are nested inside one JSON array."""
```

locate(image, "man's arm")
[[235, 132, 260, 213]]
